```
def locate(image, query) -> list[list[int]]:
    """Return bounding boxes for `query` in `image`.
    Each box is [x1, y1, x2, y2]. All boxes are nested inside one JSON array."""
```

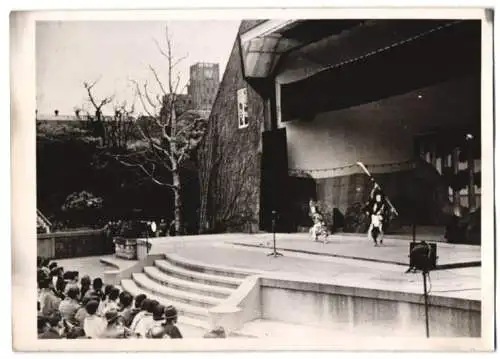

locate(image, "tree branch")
[[149, 65, 168, 97], [130, 79, 157, 118], [112, 154, 176, 189]]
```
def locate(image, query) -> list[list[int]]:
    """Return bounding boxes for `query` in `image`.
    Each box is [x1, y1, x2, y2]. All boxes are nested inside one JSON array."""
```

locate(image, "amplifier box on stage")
[[409, 241, 437, 271]]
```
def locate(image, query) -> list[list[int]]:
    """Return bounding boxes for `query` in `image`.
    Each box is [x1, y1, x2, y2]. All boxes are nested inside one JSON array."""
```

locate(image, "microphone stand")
[[267, 210, 283, 257]]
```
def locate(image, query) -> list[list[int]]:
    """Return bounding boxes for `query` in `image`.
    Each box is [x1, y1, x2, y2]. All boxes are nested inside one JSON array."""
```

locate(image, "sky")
[[36, 20, 241, 116]]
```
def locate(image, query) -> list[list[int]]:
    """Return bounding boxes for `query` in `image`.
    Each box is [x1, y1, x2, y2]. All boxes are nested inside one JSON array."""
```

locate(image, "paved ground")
[[55, 256, 117, 281]]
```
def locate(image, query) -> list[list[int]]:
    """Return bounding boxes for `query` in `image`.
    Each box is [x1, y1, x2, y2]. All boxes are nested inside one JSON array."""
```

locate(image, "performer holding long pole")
[[356, 162, 399, 216], [357, 162, 398, 246]]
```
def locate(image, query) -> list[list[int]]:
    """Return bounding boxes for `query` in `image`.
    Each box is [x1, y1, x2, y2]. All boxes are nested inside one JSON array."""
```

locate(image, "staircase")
[[37, 209, 52, 233], [120, 254, 251, 333]]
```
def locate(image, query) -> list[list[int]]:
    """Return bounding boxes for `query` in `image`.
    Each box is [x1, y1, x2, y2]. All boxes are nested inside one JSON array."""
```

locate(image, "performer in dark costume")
[[364, 183, 387, 246]]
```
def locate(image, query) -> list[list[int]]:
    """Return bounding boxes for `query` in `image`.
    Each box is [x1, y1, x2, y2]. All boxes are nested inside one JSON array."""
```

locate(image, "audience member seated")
[[38, 278, 61, 317], [84, 278, 104, 301], [58, 286, 80, 325], [83, 300, 106, 339], [118, 292, 134, 327], [145, 304, 166, 338], [79, 276, 91, 301], [38, 314, 62, 339], [74, 296, 92, 327], [101, 309, 131, 338], [163, 305, 182, 339], [63, 271, 80, 293], [131, 299, 156, 338]]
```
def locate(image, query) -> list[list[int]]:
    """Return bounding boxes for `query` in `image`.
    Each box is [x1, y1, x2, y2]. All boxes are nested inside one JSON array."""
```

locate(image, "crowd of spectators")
[[37, 256, 185, 339]]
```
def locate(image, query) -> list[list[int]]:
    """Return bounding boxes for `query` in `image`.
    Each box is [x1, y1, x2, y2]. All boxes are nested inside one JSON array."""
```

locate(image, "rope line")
[[307, 20, 462, 78], [289, 160, 416, 174]]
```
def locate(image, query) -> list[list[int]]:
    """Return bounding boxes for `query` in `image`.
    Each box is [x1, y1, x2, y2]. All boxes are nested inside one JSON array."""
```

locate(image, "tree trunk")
[[173, 170, 182, 235]]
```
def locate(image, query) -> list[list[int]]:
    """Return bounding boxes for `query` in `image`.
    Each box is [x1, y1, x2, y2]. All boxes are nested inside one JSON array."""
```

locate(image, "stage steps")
[[120, 254, 251, 334]]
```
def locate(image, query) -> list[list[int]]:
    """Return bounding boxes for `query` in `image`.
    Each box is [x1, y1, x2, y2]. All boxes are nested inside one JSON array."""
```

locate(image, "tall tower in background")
[[188, 63, 220, 115]]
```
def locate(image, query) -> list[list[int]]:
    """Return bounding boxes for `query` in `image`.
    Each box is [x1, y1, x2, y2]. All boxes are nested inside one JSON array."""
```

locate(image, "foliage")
[[60, 191, 103, 227], [36, 119, 175, 229], [62, 191, 103, 212], [343, 202, 370, 233]]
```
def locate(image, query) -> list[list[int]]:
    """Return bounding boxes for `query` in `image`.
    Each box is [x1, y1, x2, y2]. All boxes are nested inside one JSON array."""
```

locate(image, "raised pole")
[[423, 271, 430, 338]]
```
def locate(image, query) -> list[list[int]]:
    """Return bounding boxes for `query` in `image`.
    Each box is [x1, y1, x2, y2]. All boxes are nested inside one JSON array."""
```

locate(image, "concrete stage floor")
[[144, 233, 481, 302], [228, 232, 481, 268]]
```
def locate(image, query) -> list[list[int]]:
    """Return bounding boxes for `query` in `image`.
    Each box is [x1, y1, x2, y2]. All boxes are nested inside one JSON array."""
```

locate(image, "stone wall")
[[198, 20, 267, 233], [37, 229, 114, 259], [260, 277, 481, 338]]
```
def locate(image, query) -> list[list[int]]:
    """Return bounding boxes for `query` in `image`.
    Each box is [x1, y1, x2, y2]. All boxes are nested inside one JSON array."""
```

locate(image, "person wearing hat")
[[145, 304, 167, 338], [163, 305, 182, 339], [101, 309, 130, 338]]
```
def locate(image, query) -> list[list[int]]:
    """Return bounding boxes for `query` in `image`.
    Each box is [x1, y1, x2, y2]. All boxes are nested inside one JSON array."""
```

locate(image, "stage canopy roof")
[[279, 20, 481, 121], [239, 19, 364, 78], [239, 19, 481, 121]]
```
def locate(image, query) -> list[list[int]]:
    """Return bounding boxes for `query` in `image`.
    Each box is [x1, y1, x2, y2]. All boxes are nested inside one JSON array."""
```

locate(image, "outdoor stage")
[[91, 231, 483, 338], [144, 232, 481, 302]]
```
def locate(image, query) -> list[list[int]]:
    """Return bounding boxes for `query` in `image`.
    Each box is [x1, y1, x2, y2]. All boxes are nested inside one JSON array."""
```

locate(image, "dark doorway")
[[259, 128, 293, 232], [288, 176, 317, 230]]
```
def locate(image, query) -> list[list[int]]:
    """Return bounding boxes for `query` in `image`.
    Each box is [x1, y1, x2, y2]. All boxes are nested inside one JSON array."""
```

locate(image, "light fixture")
[[417, 94, 423, 99]]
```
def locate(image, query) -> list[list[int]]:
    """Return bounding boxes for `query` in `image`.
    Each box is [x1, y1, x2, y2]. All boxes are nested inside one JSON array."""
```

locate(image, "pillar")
[[430, 141, 437, 169], [452, 147, 461, 207], [467, 140, 476, 210]]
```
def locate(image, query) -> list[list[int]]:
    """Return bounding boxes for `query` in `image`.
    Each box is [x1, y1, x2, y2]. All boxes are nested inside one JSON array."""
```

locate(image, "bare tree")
[[77, 77, 116, 146], [76, 80, 138, 149], [112, 25, 208, 235]]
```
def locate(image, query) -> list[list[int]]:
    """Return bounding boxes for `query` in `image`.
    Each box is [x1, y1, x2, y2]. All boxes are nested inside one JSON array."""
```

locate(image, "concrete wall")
[[260, 277, 480, 337], [37, 229, 114, 259], [275, 74, 479, 226], [277, 75, 479, 174]]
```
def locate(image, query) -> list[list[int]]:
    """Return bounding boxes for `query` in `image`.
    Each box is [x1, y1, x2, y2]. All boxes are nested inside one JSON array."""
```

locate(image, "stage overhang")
[[278, 20, 481, 122], [239, 19, 365, 79]]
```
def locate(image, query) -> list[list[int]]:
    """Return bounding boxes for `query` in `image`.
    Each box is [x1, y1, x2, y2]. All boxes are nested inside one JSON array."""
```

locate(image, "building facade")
[[198, 19, 482, 236], [188, 63, 220, 114]]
